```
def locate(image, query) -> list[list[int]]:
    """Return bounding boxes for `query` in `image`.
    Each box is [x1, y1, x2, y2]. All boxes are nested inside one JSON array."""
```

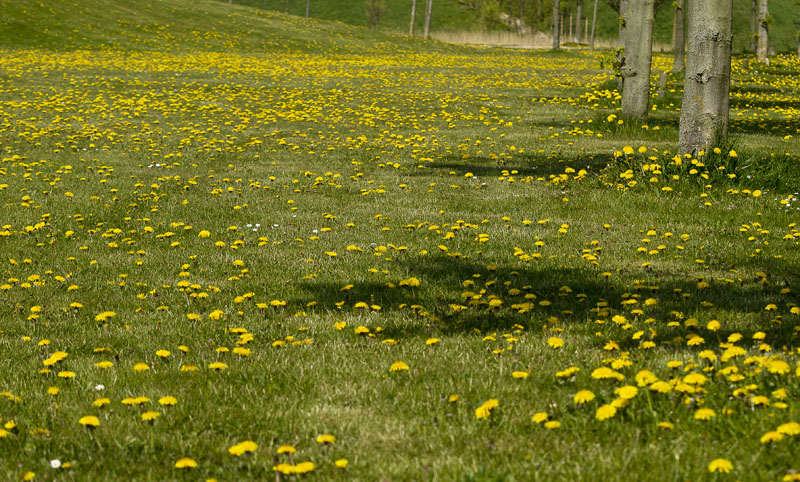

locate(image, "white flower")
[[95, 384, 105, 391], [50, 459, 62, 469]]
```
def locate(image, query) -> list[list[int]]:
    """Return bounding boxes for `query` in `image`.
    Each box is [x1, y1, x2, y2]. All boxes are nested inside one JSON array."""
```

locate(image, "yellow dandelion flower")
[[707, 458, 733, 473], [475, 399, 499, 420], [595, 404, 617, 421], [228, 440, 258, 456], [78, 415, 100, 428], [174, 457, 197, 469], [389, 361, 409, 372], [573, 390, 595, 404], [694, 408, 716, 421]]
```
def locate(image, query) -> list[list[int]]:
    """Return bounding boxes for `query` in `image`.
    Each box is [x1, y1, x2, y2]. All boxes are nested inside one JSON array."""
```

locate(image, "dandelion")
[[228, 440, 258, 456], [707, 458, 733, 473], [777, 422, 800, 435], [573, 390, 595, 404], [531, 412, 548, 424], [475, 399, 499, 420], [316, 434, 336, 444], [174, 457, 197, 468], [595, 404, 617, 421], [78, 416, 100, 428], [141, 411, 160, 422], [615, 386, 638, 400], [694, 408, 716, 421], [389, 361, 409, 372]]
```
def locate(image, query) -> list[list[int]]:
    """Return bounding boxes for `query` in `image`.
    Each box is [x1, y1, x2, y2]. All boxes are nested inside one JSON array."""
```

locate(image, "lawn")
[[0, 0, 799, 480]]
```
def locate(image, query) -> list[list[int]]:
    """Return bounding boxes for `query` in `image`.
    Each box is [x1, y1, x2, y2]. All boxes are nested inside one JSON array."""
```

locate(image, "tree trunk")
[[568, 14, 573, 41], [410, 0, 417, 36], [574, 0, 583, 43], [590, 0, 598, 51], [679, 0, 733, 155], [621, 0, 655, 119], [423, 0, 433, 39], [672, 0, 685, 73], [797, 30, 800, 58], [749, 0, 757, 52], [756, 0, 768, 61], [552, 0, 560, 50], [618, 0, 629, 49], [584, 18, 588, 43], [305, 0, 310, 18]]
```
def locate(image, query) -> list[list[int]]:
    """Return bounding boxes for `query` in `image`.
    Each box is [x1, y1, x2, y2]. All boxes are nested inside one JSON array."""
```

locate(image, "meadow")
[[1, 0, 800, 480]]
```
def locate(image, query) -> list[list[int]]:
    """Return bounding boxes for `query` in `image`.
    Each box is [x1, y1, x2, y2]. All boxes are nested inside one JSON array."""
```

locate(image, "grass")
[[1, 0, 800, 480]]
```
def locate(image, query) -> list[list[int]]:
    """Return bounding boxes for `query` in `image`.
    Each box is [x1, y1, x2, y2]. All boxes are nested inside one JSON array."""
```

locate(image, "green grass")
[[1, 1, 800, 481]]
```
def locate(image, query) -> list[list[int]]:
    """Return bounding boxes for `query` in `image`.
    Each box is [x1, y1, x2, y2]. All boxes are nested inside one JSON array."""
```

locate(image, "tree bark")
[[590, 0, 598, 51], [672, 0, 685, 73], [679, 0, 733, 155], [410, 0, 417, 36], [621, 0, 655, 119], [423, 0, 433, 39], [797, 30, 800, 58], [574, 0, 583, 43], [749, 0, 757, 52], [617, 0, 629, 48], [584, 17, 588, 43], [756, 0, 768, 61], [305, 0, 310, 18], [568, 14, 573, 41], [552, 0, 560, 50]]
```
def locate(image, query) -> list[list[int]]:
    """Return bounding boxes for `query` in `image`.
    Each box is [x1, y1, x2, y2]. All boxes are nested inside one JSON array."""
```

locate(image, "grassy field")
[[1, 0, 800, 480]]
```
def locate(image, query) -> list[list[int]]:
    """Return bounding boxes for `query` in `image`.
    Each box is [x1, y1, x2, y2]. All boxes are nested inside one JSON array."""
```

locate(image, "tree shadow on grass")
[[292, 253, 799, 353], [409, 152, 615, 180]]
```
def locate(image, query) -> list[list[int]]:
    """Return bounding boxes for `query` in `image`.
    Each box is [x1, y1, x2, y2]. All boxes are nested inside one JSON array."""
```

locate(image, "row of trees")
[[577, 0, 736, 154]]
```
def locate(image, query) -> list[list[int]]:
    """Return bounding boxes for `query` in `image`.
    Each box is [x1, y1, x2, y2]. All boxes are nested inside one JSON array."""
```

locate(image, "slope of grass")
[[0, 0, 464, 53], [225, 0, 799, 53]]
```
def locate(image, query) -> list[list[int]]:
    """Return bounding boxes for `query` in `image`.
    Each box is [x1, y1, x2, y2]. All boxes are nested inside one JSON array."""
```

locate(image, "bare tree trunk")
[[679, 0, 733, 155], [552, 0, 560, 50], [574, 0, 583, 43], [749, 0, 757, 52], [584, 18, 588, 43], [621, 0, 655, 119], [285, 0, 289, 12], [797, 30, 800, 58], [423, 0, 433, 39], [305, 0, 310, 18], [568, 14, 573, 41], [409, 0, 417, 36], [672, 0, 685, 73], [590, 0, 598, 51], [756, 0, 769, 61], [618, 0, 629, 48]]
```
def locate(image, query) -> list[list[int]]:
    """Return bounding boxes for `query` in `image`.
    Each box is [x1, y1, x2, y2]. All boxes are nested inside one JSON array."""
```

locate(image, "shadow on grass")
[[409, 152, 615, 180], [293, 252, 799, 352]]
